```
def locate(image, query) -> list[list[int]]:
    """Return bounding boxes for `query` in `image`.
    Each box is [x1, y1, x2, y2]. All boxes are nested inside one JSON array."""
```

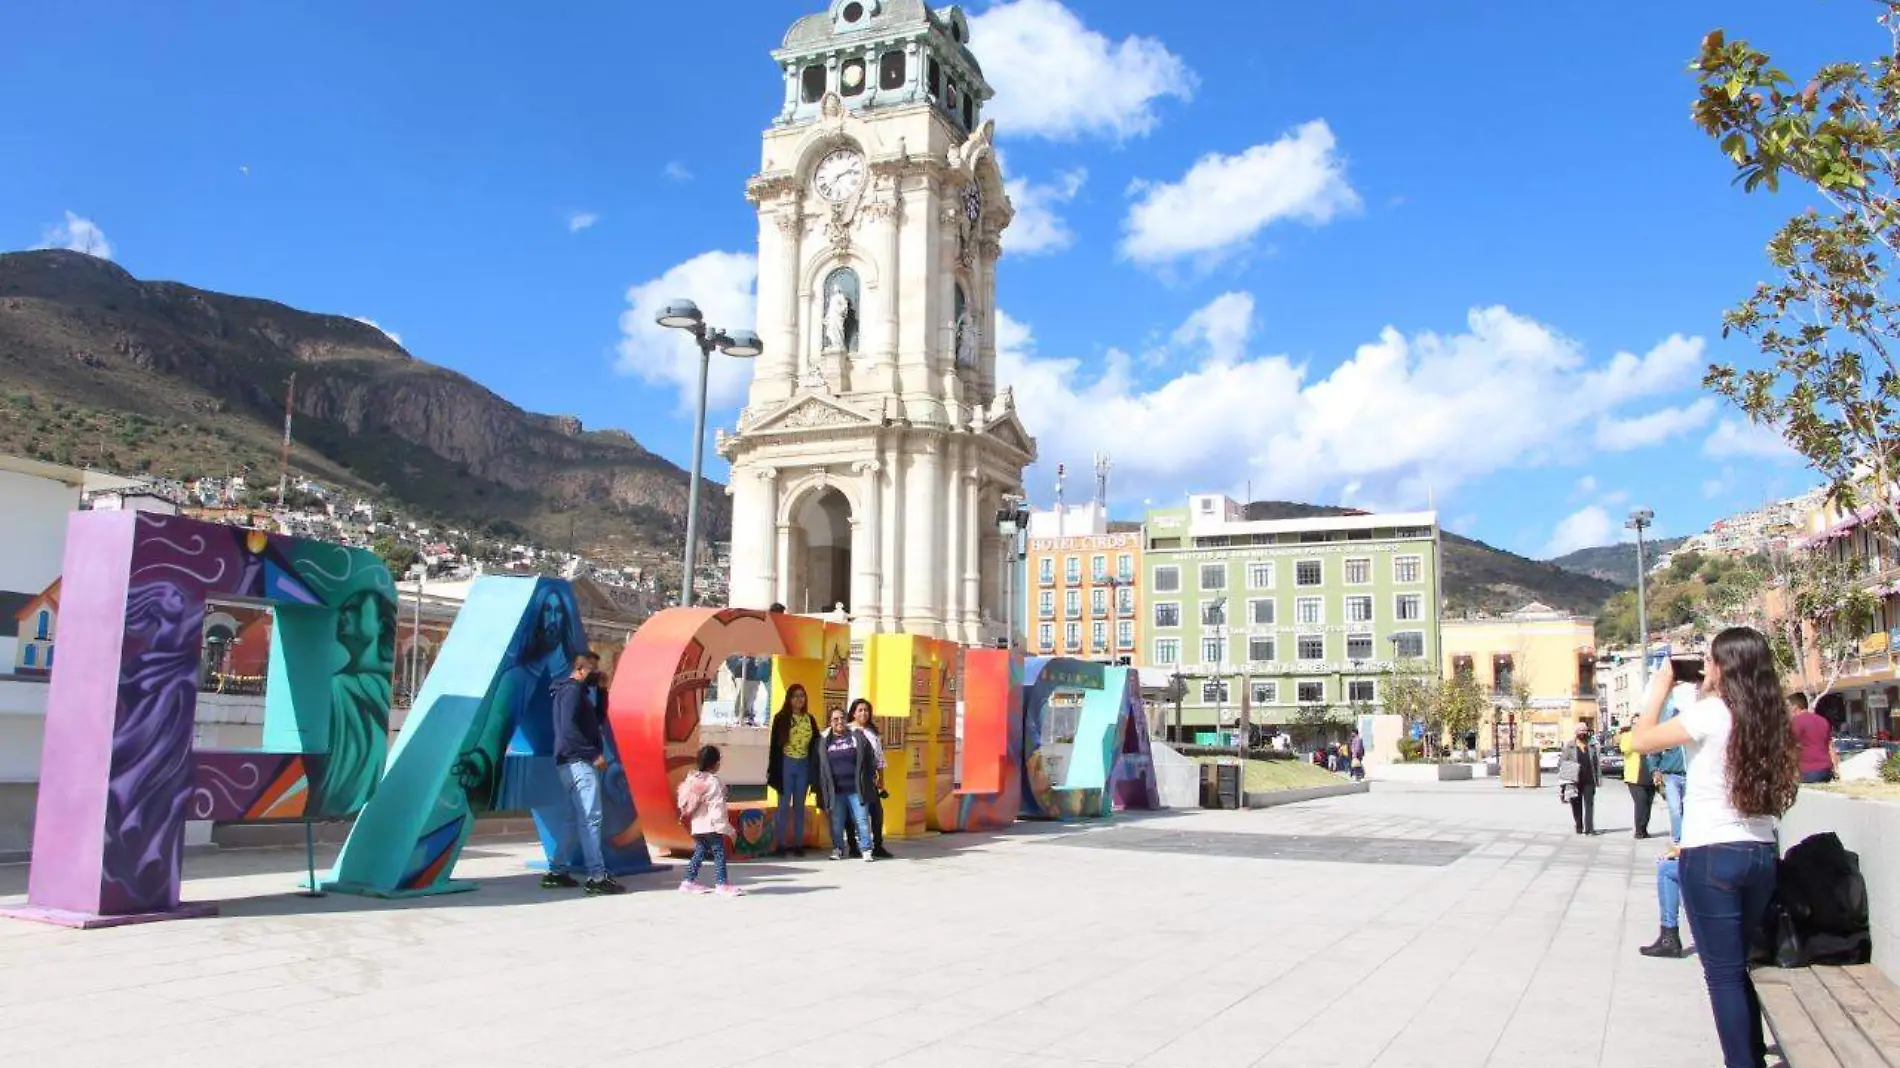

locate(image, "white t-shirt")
[[853, 724, 886, 770], [1678, 695, 1777, 848]]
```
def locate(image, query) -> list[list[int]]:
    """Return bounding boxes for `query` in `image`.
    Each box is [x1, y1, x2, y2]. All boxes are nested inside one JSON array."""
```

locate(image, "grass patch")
[[1192, 756, 1348, 793], [1815, 781, 1900, 802]]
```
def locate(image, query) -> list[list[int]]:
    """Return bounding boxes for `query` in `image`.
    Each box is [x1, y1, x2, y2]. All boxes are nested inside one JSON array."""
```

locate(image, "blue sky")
[[0, 0, 1872, 559]]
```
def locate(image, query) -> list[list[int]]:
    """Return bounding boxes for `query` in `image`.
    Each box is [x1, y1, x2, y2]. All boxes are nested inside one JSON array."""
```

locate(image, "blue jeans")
[[829, 791, 874, 855], [1662, 773, 1686, 841], [552, 760, 606, 881], [685, 833, 728, 886], [1657, 855, 1681, 928], [1800, 768, 1834, 783], [1679, 841, 1777, 1068], [777, 759, 811, 850]]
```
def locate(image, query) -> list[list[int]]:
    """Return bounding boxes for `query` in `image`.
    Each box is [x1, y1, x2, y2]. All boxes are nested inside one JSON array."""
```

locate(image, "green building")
[[1141, 494, 1443, 737]]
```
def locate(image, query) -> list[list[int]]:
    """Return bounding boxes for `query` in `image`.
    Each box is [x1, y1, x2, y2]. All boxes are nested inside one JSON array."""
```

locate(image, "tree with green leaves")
[[371, 536, 419, 578], [1436, 669, 1488, 757], [1291, 702, 1334, 749], [1694, 10, 1900, 539], [1707, 548, 1880, 701]]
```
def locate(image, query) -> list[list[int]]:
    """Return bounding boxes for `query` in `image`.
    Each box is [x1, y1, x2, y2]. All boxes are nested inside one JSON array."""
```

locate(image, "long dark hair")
[[1710, 627, 1799, 818], [848, 697, 877, 734], [778, 683, 808, 718]]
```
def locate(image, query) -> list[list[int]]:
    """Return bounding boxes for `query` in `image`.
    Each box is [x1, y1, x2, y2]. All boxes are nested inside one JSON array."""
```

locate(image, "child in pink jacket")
[[676, 745, 742, 897]]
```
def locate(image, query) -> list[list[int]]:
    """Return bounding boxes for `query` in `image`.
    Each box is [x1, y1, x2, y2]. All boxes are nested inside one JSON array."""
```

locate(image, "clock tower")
[[717, 0, 1035, 644]]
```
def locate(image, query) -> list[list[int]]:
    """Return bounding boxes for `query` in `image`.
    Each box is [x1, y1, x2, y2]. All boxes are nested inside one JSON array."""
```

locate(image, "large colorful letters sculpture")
[[327, 576, 656, 897], [6, 512, 395, 927], [934, 649, 1023, 832], [1020, 658, 1161, 820]]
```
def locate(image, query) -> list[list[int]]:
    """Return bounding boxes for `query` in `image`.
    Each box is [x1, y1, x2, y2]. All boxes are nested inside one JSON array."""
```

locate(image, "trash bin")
[[1217, 762, 1243, 809], [1198, 762, 1218, 808]]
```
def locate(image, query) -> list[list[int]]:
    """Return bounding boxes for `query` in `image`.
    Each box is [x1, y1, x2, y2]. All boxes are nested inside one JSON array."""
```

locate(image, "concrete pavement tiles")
[[0, 781, 1722, 1067]]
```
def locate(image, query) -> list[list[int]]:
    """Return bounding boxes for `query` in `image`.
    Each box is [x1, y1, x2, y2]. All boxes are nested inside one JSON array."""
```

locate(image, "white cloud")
[[1003, 169, 1086, 255], [1121, 121, 1361, 266], [1703, 477, 1727, 498], [1703, 417, 1798, 460], [568, 211, 600, 233], [997, 298, 1710, 512], [348, 316, 403, 346], [1593, 397, 1716, 451], [37, 211, 112, 260], [1543, 505, 1619, 558], [1574, 475, 1598, 497], [968, 0, 1195, 141], [663, 161, 693, 182], [616, 251, 758, 411]]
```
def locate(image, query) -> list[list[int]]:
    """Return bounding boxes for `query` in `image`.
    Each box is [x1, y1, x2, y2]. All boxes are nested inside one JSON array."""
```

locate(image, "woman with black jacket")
[[766, 684, 821, 857], [815, 706, 878, 862]]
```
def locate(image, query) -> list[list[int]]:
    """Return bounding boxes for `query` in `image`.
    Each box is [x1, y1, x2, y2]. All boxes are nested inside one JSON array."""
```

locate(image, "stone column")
[[879, 177, 903, 396], [962, 459, 981, 641], [775, 521, 794, 609], [755, 467, 780, 607], [896, 175, 938, 421], [753, 202, 803, 408], [943, 437, 963, 637], [853, 457, 883, 632], [882, 431, 904, 627], [902, 435, 943, 636]]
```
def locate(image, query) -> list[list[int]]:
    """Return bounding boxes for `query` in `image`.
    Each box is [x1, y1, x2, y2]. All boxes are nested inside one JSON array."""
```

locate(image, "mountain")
[[1545, 537, 1687, 587], [0, 250, 726, 563], [1244, 501, 1625, 616]]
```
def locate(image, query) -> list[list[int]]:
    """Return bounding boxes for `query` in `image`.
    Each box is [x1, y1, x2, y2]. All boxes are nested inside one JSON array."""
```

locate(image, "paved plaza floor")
[[0, 782, 1724, 1067]]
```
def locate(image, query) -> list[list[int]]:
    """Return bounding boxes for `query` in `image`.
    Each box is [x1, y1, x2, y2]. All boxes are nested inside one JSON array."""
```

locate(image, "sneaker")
[[830, 850, 846, 861], [863, 851, 877, 863], [714, 885, 746, 898], [677, 880, 711, 895], [872, 847, 895, 860], [584, 877, 628, 896], [541, 872, 580, 889]]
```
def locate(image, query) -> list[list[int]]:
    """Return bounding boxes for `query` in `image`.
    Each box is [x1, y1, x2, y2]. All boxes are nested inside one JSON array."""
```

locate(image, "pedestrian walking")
[[676, 744, 743, 897], [1618, 724, 1656, 838], [815, 706, 877, 862], [1788, 691, 1839, 784], [1348, 729, 1366, 781], [1559, 722, 1601, 834], [1631, 629, 1800, 1068], [766, 683, 821, 857], [1639, 844, 1689, 959], [544, 651, 626, 896], [846, 698, 893, 859]]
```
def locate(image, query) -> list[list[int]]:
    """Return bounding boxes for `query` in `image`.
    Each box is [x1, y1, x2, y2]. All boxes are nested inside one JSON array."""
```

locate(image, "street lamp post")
[[1209, 596, 1228, 750], [1627, 507, 1655, 690], [656, 300, 761, 608], [994, 496, 1030, 650]]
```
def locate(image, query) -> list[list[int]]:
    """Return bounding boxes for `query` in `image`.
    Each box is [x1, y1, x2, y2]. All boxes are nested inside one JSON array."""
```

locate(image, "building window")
[[1117, 586, 1134, 614], [1344, 558, 1371, 585], [1346, 634, 1374, 661], [840, 57, 867, 97], [1345, 595, 1373, 623], [1247, 561, 1274, 589], [962, 92, 975, 130], [35, 610, 51, 641], [1202, 600, 1227, 626], [1153, 565, 1180, 592], [1065, 622, 1081, 651], [1117, 620, 1134, 649], [1065, 555, 1080, 583], [1251, 679, 1277, 705], [1039, 557, 1054, 585], [1295, 597, 1323, 625], [1118, 553, 1134, 580], [1348, 680, 1377, 703], [1154, 602, 1180, 628], [22, 645, 36, 668], [1296, 560, 1323, 586], [801, 64, 826, 103], [1395, 594, 1423, 621], [1493, 654, 1515, 695], [1297, 680, 1325, 704], [1090, 554, 1107, 581], [1154, 638, 1180, 665], [1452, 654, 1474, 679], [1038, 591, 1055, 618], [1297, 635, 1325, 661], [1202, 678, 1230, 703], [1037, 623, 1053, 651], [928, 56, 942, 98], [1199, 563, 1227, 591], [879, 51, 906, 91], [1248, 598, 1275, 625], [1065, 590, 1081, 616], [1202, 636, 1226, 664], [1091, 588, 1107, 615], [1395, 556, 1422, 583], [1092, 621, 1108, 650], [1393, 631, 1425, 659], [1248, 636, 1275, 663]]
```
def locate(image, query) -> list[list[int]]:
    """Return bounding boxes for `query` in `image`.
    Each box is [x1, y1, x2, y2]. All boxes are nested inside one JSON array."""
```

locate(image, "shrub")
[[1881, 749, 1900, 786], [1398, 737, 1424, 762]]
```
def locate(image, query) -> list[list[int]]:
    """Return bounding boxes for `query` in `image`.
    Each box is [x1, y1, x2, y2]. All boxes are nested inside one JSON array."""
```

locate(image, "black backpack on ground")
[[1753, 831, 1873, 968]]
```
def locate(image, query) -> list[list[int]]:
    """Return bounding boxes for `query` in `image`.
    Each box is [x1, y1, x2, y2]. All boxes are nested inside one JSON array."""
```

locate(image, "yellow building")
[[1441, 603, 1597, 751]]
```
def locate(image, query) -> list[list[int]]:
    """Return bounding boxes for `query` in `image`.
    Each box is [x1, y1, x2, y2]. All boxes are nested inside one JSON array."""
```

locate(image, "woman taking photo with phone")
[[1630, 629, 1799, 1068]]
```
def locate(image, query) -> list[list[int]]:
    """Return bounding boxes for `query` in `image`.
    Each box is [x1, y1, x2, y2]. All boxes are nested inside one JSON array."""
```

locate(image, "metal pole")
[[681, 340, 712, 608], [1635, 522, 1650, 692], [1003, 536, 1014, 651]]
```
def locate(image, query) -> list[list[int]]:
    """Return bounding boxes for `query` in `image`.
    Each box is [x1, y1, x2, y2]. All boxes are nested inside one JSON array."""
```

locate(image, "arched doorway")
[[789, 487, 852, 615]]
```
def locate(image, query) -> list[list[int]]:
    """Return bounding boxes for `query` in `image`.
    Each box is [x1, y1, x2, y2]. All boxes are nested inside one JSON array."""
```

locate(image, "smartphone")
[[1670, 656, 1705, 684]]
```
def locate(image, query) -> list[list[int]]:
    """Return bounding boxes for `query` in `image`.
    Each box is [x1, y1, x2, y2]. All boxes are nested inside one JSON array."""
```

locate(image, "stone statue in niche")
[[953, 284, 976, 368], [821, 268, 860, 352]]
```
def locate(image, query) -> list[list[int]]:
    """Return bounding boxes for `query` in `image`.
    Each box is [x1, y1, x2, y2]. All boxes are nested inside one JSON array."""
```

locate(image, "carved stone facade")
[[718, 2, 1033, 644]]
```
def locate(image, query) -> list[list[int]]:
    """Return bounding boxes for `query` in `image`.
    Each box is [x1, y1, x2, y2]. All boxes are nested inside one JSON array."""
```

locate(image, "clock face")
[[812, 149, 865, 203]]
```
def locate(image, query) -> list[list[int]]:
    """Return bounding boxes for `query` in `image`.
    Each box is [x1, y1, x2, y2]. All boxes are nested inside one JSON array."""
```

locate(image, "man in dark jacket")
[[544, 651, 626, 895]]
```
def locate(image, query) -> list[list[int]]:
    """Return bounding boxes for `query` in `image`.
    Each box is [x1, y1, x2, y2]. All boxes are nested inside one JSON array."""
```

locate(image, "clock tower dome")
[[718, 0, 1034, 643]]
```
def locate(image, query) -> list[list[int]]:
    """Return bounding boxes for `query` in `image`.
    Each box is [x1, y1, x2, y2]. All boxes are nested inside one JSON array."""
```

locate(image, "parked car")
[[1599, 750, 1625, 778]]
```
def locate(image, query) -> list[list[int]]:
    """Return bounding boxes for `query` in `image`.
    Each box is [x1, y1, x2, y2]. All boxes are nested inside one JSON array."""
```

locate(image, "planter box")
[[1245, 782, 1370, 808], [1778, 789, 1900, 985], [1365, 762, 1474, 783]]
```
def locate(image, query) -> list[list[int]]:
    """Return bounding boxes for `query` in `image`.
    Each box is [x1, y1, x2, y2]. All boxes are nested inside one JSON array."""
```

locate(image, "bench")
[[1754, 964, 1900, 1067]]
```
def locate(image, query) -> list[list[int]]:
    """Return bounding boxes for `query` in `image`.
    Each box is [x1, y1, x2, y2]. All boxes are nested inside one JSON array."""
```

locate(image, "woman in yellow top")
[[1617, 724, 1656, 839], [767, 684, 821, 857]]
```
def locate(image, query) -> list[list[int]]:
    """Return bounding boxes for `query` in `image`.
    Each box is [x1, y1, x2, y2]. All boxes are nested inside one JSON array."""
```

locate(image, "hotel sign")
[[1861, 631, 1891, 657]]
